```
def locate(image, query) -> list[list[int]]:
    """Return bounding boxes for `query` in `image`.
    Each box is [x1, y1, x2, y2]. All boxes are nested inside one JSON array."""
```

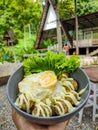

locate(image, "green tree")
[[58, 0, 74, 19], [0, 0, 42, 38], [77, 0, 98, 16], [58, 0, 98, 19]]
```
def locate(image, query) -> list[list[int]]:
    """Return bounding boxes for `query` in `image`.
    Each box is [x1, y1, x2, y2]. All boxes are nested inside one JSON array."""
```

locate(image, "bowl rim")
[[6, 66, 91, 121]]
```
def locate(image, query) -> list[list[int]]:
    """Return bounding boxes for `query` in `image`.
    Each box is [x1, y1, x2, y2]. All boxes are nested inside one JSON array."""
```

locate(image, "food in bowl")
[[14, 51, 87, 117]]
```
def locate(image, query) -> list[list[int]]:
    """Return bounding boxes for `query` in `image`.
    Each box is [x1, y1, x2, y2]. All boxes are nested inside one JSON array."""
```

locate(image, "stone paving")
[[0, 85, 16, 130]]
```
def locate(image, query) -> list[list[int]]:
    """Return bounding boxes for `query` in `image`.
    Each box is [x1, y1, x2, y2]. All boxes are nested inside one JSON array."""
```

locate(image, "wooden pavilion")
[[34, 0, 98, 55]]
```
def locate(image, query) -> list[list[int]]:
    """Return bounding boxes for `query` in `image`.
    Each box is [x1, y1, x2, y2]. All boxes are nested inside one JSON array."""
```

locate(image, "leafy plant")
[[0, 46, 15, 63], [14, 34, 38, 62], [58, 0, 75, 19], [58, 0, 98, 19], [23, 51, 80, 76], [77, 0, 98, 16], [15, 46, 38, 62], [0, 0, 42, 38], [41, 38, 55, 48]]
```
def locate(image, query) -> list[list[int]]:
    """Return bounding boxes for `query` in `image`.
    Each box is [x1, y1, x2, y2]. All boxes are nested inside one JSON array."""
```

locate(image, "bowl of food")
[[7, 51, 90, 125]]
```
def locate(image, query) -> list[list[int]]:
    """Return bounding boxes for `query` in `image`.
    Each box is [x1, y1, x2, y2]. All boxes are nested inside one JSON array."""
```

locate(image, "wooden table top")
[[83, 67, 98, 83]]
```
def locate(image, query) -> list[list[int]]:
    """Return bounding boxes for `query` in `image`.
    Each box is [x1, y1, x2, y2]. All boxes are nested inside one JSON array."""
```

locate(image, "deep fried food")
[[15, 71, 83, 117]]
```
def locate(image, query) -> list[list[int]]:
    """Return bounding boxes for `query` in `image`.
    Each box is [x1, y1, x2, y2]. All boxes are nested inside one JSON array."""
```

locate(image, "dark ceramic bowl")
[[7, 66, 90, 125]]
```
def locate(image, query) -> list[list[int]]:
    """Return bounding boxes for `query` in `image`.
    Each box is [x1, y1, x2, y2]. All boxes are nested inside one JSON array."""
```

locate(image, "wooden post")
[[74, 0, 79, 55], [86, 47, 89, 55], [55, 2, 62, 53]]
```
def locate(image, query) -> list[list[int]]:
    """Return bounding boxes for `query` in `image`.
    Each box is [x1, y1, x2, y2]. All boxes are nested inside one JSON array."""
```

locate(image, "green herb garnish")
[[23, 51, 80, 77]]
